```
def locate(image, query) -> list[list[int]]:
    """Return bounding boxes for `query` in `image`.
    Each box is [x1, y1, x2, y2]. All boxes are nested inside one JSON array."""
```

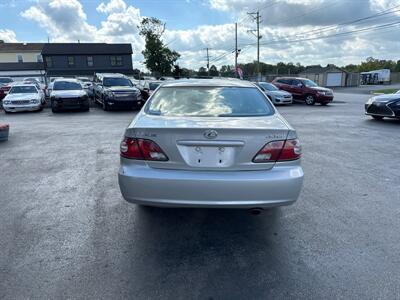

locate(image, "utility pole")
[[235, 23, 238, 76], [205, 47, 210, 76], [234, 23, 241, 78], [248, 10, 262, 80]]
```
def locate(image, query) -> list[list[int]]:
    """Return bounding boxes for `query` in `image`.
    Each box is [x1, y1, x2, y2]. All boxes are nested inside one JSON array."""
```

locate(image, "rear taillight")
[[120, 137, 168, 161], [253, 138, 301, 163]]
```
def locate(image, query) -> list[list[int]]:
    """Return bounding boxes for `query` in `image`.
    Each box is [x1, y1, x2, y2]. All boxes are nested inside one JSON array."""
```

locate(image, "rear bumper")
[[118, 163, 304, 208], [3, 103, 41, 112]]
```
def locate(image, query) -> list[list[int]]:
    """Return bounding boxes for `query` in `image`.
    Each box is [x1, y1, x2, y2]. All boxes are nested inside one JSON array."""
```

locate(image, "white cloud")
[[21, 0, 97, 42], [97, 0, 127, 14], [0, 29, 18, 42]]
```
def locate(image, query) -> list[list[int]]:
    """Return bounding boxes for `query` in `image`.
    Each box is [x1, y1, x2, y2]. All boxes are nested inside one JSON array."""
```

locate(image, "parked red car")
[[272, 77, 333, 105], [0, 77, 14, 100]]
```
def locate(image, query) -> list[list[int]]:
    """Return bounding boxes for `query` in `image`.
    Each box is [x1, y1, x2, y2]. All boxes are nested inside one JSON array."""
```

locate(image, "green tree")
[[220, 65, 234, 77], [395, 60, 400, 72], [139, 17, 180, 76], [209, 65, 219, 76], [197, 67, 208, 77]]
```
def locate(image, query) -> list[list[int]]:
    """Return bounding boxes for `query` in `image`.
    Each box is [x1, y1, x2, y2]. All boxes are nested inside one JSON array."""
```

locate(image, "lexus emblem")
[[204, 129, 218, 139]]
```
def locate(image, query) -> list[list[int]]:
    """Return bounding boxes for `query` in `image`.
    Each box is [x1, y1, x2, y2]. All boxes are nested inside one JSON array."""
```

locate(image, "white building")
[[0, 41, 45, 81]]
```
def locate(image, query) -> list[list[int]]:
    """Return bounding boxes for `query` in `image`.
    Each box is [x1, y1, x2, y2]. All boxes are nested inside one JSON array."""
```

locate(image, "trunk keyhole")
[[219, 159, 222, 164], [198, 159, 201, 163]]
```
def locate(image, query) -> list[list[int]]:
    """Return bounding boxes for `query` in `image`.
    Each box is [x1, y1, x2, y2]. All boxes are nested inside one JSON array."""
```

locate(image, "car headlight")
[[317, 91, 326, 95], [30, 99, 39, 104], [366, 97, 375, 105], [3, 100, 11, 105], [105, 91, 114, 99]]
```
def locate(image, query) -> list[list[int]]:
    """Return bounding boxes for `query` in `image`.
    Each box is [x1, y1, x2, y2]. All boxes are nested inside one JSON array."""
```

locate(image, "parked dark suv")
[[272, 77, 333, 105], [93, 73, 143, 111]]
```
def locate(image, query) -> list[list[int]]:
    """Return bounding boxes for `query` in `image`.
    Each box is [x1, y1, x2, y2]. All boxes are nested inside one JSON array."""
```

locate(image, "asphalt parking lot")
[[1, 92, 399, 299]]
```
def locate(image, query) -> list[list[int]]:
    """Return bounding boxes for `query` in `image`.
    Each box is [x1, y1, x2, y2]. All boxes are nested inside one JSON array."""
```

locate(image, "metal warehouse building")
[[299, 64, 359, 87]]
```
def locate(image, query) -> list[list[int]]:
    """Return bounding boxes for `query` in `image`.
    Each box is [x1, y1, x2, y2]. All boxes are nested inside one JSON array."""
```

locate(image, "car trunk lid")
[[125, 114, 290, 171]]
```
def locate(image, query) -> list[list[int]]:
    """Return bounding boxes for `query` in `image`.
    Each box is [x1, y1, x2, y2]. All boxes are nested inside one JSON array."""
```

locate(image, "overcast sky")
[[0, 0, 399, 70]]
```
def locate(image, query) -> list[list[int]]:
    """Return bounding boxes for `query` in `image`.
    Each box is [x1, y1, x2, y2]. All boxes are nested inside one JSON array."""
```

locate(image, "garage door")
[[326, 73, 343, 87]]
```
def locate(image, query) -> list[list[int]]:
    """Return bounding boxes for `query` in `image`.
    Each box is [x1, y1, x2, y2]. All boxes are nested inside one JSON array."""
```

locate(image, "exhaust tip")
[[250, 208, 263, 215]]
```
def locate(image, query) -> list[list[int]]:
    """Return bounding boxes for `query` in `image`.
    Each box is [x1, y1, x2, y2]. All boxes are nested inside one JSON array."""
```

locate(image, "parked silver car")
[[118, 79, 304, 208], [256, 82, 293, 104]]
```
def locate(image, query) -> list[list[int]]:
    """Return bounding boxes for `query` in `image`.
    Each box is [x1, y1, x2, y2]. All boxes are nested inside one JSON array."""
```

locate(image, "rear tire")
[[372, 115, 383, 120], [305, 95, 316, 105]]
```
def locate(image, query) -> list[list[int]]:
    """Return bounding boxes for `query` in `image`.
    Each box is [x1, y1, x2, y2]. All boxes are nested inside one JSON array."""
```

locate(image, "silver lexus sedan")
[[118, 79, 304, 208]]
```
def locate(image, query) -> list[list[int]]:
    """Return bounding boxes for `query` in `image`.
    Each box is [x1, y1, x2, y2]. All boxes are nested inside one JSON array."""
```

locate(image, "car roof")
[[11, 84, 37, 88], [53, 78, 80, 83], [96, 73, 125, 78], [275, 77, 308, 80], [160, 79, 256, 88]]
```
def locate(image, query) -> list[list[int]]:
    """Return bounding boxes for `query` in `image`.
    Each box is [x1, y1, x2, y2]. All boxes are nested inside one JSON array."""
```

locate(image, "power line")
[[249, 20, 400, 47], [239, 5, 400, 48], [289, 5, 400, 40]]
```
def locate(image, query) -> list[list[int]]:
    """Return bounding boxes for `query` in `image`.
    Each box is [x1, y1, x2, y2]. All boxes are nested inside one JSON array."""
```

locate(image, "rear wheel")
[[372, 115, 383, 120], [305, 95, 316, 105]]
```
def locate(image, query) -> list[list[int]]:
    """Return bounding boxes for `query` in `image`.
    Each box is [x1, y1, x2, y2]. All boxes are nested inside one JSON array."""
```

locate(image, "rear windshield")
[[146, 87, 274, 117], [53, 81, 82, 90], [10, 86, 38, 94]]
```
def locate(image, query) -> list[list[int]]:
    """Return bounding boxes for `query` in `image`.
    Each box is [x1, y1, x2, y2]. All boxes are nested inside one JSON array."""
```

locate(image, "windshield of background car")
[[149, 82, 161, 90], [103, 77, 133, 87], [10, 86, 38, 94], [53, 81, 82, 90], [0, 78, 13, 84], [146, 87, 274, 117], [301, 79, 318, 87], [260, 83, 278, 91]]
